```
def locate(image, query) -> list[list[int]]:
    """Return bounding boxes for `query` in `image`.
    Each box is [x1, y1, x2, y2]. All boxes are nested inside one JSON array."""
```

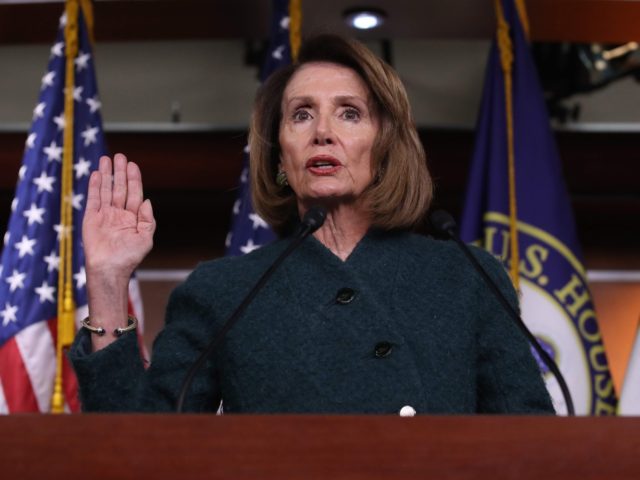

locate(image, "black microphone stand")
[[429, 210, 575, 416], [176, 207, 327, 413]]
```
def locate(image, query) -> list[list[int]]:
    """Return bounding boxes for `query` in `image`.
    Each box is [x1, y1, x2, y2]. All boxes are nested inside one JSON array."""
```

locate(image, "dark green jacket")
[[69, 230, 554, 414]]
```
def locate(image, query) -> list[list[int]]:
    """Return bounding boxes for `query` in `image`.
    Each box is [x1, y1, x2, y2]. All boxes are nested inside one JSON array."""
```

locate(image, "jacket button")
[[399, 405, 416, 417], [336, 288, 356, 305], [374, 341, 393, 358]]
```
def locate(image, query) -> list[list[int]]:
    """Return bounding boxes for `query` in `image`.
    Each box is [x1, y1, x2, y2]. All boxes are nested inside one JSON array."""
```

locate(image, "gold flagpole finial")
[[289, 0, 302, 62]]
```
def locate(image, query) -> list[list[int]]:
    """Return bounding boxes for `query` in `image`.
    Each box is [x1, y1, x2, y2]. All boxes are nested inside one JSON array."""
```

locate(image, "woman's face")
[[278, 62, 379, 209]]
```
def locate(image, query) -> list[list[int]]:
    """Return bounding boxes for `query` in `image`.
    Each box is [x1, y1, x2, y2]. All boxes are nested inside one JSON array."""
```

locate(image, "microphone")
[[176, 206, 327, 413], [295, 204, 328, 236], [428, 209, 575, 416]]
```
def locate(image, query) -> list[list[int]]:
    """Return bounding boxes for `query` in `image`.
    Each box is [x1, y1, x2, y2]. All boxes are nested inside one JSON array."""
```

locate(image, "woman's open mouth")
[[306, 156, 341, 175]]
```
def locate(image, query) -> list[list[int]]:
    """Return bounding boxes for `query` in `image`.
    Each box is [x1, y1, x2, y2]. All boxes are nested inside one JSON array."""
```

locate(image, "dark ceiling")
[[0, 0, 639, 44]]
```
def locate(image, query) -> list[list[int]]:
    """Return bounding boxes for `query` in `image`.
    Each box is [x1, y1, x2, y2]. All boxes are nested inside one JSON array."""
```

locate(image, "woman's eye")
[[292, 109, 311, 122], [342, 107, 361, 121]]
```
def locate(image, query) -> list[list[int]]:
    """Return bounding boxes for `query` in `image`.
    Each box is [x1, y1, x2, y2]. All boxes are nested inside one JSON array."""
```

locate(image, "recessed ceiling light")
[[343, 8, 387, 30]]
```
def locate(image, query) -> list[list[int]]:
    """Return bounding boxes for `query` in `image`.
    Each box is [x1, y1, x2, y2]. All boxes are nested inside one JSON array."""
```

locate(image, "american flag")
[[225, 0, 294, 256], [0, 7, 143, 413]]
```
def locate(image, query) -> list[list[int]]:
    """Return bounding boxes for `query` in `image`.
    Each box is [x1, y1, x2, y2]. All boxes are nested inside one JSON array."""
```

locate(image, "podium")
[[2, 415, 639, 479]]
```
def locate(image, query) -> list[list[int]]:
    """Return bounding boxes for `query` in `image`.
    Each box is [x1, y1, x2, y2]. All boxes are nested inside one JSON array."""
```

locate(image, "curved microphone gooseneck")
[[429, 209, 575, 416], [176, 206, 327, 413]]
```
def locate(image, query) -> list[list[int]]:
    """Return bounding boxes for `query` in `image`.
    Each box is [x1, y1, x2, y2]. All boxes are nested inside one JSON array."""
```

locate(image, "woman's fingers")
[[138, 199, 156, 237], [112, 153, 128, 209], [85, 170, 102, 214], [125, 161, 144, 214], [93, 153, 149, 220], [98, 155, 113, 207]]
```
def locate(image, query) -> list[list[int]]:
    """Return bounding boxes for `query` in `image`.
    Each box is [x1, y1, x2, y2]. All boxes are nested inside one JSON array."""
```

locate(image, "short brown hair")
[[250, 34, 433, 235]]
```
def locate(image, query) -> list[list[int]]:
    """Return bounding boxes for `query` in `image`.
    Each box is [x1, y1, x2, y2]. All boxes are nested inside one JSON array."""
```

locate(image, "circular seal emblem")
[[479, 212, 616, 415]]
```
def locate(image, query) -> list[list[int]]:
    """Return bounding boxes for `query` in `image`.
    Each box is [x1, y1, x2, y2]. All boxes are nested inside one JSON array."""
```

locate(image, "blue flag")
[[460, 0, 617, 415], [225, 0, 293, 256]]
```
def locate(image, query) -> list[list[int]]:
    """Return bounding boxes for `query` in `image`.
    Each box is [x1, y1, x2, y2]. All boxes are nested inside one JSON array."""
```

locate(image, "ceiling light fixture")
[[343, 8, 387, 30]]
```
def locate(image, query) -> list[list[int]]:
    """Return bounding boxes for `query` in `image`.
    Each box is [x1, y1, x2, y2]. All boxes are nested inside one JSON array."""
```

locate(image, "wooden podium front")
[[2, 415, 639, 479]]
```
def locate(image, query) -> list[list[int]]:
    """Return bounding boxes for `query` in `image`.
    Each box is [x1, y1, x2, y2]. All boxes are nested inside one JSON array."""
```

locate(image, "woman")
[[70, 35, 554, 414]]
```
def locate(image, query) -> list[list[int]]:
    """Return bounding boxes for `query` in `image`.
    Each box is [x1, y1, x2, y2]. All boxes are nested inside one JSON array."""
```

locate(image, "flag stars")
[[81, 125, 99, 146], [25, 132, 37, 150], [59, 12, 67, 29], [23, 203, 46, 225], [225, 232, 232, 248], [86, 96, 102, 114], [249, 213, 269, 230], [280, 16, 290, 30], [41, 71, 56, 90], [3, 232, 9, 246], [11, 198, 18, 212], [53, 113, 66, 131], [240, 167, 249, 184], [1, 302, 19, 327], [240, 239, 261, 255], [6, 269, 26, 293], [19, 165, 27, 180], [75, 51, 91, 72], [35, 281, 56, 304], [74, 267, 87, 290], [70, 192, 85, 210], [14, 235, 37, 258], [74, 157, 92, 179], [43, 250, 60, 273], [73, 86, 84, 102], [33, 171, 56, 193], [32, 102, 46, 121], [51, 42, 64, 58], [272, 45, 285, 60], [233, 199, 241, 215], [53, 223, 73, 241], [43, 140, 63, 162]]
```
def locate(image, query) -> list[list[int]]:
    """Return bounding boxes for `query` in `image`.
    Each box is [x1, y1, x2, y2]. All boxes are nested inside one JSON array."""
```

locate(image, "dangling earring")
[[276, 170, 289, 187]]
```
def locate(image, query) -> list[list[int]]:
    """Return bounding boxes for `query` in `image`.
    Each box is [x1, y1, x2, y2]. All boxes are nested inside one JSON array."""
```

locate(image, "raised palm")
[[83, 154, 155, 280]]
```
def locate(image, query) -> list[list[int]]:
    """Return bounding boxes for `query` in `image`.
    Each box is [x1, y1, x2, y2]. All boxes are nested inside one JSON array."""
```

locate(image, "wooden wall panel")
[[1, 128, 638, 266]]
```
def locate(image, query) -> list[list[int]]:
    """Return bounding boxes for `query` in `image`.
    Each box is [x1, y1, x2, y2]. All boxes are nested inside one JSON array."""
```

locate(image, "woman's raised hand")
[[83, 153, 155, 282]]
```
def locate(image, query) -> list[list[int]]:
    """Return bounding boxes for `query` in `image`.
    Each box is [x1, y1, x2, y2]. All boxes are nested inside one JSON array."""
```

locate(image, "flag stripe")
[[15, 320, 57, 412], [0, 338, 40, 412], [0, 376, 8, 413]]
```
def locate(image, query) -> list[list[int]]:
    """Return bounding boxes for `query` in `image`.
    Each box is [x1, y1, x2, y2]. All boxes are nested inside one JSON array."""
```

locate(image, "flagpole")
[[289, 0, 302, 61], [494, 0, 521, 290], [51, 0, 80, 414], [514, 0, 530, 39]]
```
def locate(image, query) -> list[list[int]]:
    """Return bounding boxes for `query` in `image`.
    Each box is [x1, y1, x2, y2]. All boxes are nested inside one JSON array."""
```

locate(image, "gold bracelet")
[[81, 316, 138, 337]]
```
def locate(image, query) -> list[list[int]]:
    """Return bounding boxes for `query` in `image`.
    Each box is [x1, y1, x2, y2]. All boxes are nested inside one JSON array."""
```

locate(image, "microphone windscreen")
[[428, 209, 457, 237], [302, 206, 327, 233]]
